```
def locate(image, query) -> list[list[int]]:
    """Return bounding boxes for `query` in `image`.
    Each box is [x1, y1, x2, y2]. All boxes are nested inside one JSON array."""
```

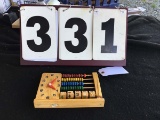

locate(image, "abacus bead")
[[67, 91, 74, 99], [63, 74, 66, 77], [89, 91, 96, 98], [75, 86, 78, 90], [82, 91, 88, 99], [81, 82, 83, 86], [78, 86, 80, 90], [76, 86, 78, 90], [80, 82, 83, 86], [75, 91, 81, 99], [66, 86, 69, 91], [60, 92, 66, 99], [81, 82, 84, 86], [66, 74, 69, 77], [80, 82, 82, 86], [81, 86, 83, 90]]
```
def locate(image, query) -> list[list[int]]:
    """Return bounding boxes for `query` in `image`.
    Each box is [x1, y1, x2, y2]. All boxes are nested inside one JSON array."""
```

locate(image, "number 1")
[[101, 18, 117, 53]]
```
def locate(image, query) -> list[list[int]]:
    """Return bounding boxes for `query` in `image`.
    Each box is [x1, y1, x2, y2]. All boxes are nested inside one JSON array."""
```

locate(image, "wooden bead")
[[60, 92, 66, 99], [75, 91, 81, 99], [89, 91, 96, 98], [67, 91, 74, 99], [82, 91, 88, 99]]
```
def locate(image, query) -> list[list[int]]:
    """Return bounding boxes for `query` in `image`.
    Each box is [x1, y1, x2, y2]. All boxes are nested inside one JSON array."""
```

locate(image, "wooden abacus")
[[34, 72, 105, 108]]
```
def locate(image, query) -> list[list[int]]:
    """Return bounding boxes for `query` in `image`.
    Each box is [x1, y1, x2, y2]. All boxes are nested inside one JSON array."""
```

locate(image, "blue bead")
[[81, 82, 84, 86]]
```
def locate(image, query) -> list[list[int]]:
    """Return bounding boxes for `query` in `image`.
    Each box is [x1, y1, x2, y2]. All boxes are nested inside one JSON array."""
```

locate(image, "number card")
[[59, 7, 93, 60], [20, 6, 58, 62], [93, 8, 127, 60]]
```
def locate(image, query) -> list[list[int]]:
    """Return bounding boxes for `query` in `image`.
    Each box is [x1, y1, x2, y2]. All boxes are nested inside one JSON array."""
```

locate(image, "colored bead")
[[81, 82, 84, 86]]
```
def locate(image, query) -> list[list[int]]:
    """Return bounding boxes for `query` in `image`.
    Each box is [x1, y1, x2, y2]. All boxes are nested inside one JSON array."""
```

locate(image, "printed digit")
[[65, 18, 88, 53], [26, 16, 51, 52], [101, 18, 117, 53]]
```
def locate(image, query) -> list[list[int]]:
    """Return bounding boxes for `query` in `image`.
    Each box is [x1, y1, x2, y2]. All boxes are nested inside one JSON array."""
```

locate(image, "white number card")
[[58, 7, 93, 60], [20, 6, 58, 62], [93, 8, 127, 60]]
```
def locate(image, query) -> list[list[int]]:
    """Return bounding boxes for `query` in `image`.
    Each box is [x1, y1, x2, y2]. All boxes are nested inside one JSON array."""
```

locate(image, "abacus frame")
[[34, 72, 105, 108]]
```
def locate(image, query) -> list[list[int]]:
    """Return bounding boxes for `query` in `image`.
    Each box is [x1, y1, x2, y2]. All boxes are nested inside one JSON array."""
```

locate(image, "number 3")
[[26, 16, 51, 52], [65, 18, 88, 53]]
